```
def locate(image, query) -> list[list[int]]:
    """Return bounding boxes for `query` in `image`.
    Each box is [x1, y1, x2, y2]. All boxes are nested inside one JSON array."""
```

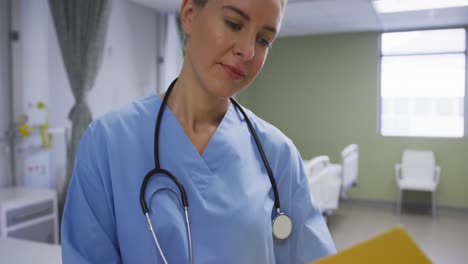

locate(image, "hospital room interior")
[[0, 0, 468, 263]]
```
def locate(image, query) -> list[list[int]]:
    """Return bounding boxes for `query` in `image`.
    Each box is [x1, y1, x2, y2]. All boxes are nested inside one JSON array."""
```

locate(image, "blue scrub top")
[[61, 94, 336, 263]]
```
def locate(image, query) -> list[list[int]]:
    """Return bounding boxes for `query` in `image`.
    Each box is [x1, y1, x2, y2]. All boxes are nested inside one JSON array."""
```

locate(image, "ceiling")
[[130, 0, 468, 37]]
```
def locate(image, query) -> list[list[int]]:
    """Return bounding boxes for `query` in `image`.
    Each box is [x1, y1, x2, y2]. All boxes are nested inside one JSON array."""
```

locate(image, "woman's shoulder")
[[86, 94, 161, 136], [93, 95, 158, 125], [239, 106, 297, 157], [78, 94, 161, 153], [75, 94, 161, 164], [239, 106, 304, 187]]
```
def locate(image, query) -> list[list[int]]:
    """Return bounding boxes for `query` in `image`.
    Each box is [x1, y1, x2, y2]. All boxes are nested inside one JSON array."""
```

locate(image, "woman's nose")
[[233, 34, 255, 61]]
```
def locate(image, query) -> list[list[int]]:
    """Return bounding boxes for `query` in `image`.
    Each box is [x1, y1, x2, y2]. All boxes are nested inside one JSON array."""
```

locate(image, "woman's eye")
[[225, 20, 242, 31], [258, 38, 271, 48]]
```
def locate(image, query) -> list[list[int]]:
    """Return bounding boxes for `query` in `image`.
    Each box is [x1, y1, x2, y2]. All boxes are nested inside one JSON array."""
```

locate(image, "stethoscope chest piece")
[[272, 213, 292, 240]]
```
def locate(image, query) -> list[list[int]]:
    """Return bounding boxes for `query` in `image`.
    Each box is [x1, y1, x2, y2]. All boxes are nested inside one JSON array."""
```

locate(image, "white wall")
[[0, 0, 12, 187], [21, 0, 49, 115], [12, 0, 159, 191], [161, 12, 183, 92]]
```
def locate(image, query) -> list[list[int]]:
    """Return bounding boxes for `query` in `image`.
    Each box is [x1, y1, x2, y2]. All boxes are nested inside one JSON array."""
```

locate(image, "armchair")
[[395, 149, 441, 217]]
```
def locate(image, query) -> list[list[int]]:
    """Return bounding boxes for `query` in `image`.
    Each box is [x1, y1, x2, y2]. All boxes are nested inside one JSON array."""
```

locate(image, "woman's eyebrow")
[[223, 5, 250, 21], [222, 5, 277, 34]]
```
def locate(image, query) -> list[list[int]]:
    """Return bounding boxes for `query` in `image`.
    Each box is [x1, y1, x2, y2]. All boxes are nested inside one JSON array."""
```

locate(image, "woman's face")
[[181, 0, 283, 98]]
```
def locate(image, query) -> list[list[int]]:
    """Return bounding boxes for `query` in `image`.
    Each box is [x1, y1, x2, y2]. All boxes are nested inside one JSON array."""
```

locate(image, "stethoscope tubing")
[[229, 98, 281, 211], [140, 168, 188, 214], [139, 79, 290, 264]]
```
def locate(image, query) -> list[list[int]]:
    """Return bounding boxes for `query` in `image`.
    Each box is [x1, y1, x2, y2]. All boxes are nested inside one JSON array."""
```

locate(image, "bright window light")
[[373, 0, 468, 13], [380, 29, 467, 138]]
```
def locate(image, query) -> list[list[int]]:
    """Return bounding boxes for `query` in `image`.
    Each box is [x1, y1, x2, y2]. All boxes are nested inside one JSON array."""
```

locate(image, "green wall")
[[238, 32, 468, 208]]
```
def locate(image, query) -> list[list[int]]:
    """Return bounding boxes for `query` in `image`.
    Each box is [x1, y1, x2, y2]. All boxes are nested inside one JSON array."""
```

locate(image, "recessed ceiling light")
[[372, 0, 468, 13]]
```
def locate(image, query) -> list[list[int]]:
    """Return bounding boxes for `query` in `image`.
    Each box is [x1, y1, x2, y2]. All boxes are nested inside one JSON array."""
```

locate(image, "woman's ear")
[[180, 0, 195, 36]]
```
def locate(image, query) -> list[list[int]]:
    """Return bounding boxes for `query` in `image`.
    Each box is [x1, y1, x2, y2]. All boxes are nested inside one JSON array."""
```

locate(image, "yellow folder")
[[312, 227, 431, 264]]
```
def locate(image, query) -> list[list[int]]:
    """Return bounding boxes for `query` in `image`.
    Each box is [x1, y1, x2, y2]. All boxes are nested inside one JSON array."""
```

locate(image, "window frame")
[[377, 27, 468, 138]]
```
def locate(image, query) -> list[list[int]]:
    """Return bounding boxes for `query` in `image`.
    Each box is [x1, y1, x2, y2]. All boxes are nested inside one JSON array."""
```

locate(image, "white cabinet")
[[0, 187, 58, 244], [0, 238, 62, 264]]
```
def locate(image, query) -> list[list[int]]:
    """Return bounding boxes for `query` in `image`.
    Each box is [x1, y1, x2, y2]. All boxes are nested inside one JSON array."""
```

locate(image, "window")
[[380, 29, 467, 138]]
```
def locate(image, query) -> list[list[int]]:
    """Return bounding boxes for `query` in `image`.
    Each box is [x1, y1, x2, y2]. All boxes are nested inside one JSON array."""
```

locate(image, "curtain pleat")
[[49, 0, 111, 217]]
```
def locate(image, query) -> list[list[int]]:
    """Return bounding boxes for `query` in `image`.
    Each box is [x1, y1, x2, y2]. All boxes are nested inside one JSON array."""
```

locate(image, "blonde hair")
[[194, 0, 287, 10]]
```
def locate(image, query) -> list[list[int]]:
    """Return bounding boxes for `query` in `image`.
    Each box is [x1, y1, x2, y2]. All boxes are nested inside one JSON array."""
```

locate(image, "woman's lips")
[[221, 63, 245, 80]]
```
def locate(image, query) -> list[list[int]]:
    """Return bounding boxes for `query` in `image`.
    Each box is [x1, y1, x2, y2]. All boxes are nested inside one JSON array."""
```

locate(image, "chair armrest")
[[394, 164, 402, 181], [434, 166, 441, 184]]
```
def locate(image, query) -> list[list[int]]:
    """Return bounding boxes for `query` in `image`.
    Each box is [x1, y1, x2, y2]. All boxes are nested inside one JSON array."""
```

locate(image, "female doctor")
[[61, 0, 336, 263]]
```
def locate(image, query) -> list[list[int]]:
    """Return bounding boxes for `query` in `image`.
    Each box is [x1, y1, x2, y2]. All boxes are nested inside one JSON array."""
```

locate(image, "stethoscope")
[[139, 79, 292, 264]]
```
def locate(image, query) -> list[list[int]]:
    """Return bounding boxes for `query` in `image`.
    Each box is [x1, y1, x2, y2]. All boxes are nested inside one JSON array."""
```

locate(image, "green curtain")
[[49, 0, 111, 213]]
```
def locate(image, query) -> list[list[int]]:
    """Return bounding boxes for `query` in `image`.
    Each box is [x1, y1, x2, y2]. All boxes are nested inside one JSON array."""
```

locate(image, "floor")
[[327, 201, 468, 264]]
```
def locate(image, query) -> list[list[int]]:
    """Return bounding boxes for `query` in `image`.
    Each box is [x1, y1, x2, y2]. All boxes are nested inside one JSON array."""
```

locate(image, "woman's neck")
[[165, 68, 230, 130]]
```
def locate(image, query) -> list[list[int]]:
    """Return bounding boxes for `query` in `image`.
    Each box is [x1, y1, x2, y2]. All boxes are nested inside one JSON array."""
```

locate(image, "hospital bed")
[[304, 156, 341, 214], [329, 144, 359, 199]]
